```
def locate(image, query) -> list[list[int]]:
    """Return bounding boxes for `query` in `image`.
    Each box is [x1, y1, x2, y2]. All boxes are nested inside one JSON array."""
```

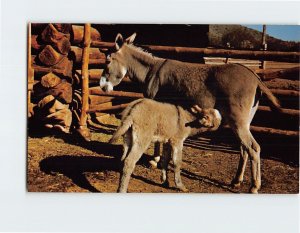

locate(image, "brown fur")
[[110, 99, 221, 193], [101, 33, 283, 193]]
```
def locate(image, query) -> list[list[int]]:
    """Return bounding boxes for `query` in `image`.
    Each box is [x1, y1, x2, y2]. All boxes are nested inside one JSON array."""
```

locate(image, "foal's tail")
[[109, 98, 144, 144], [236, 64, 282, 113], [109, 116, 133, 144]]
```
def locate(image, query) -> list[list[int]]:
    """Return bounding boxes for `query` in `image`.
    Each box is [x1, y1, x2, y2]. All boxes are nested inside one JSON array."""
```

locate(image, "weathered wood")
[[86, 58, 106, 65], [33, 56, 73, 79], [52, 23, 72, 34], [74, 69, 104, 84], [256, 67, 300, 81], [89, 95, 115, 105], [270, 89, 300, 97], [40, 72, 61, 88], [37, 95, 55, 109], [43, 81, 73, 104], [79, 23, 91, 129], [28, 23, 35, 117], [31, 35, 42, 51], [89, 87, 144, 98], [88, 103, 130, 113], [28, 23, 34, 87], [71, 25, 101, 44], [38, 45, 64, 66], [45, 108, 72, 133], [48, 99, 69, 113], [250, 125, 299, 137], [264, 79, 299, 91], [91, 41, 300, 63], [204, 57, 261, 67], [41, 24, 71, 55], [70, 46, 106, 63], [258, 106, 300, 117]]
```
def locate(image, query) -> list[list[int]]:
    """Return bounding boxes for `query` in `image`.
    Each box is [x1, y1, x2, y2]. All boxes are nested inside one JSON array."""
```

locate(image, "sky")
[[243, 25, 300, 42]]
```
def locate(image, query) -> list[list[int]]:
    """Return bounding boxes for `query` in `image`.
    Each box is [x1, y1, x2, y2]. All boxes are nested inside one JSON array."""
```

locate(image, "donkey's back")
[[111, 98, 189, 144]]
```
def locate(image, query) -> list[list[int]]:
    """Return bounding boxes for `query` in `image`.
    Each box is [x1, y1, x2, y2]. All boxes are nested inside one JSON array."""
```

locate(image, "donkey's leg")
[[172, 141, 188, 192], [118, 126, 153, 193], [248, 134, 261, 193], [118, 133, 151, 193], [149, 142, 161, 168], [121, 131, 131, 161], [232, 125, 261, 193], [161, 143, 171, 187], [231, 145, 248, 188]]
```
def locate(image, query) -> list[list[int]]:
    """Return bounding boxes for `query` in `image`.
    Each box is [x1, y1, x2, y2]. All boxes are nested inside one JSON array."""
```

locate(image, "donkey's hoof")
[[162, 181, 170, 188], [178, 186, 189, 192], [231, 179, 242, 188], [249, 187, 259, 194], [149, 160, 158, 168]]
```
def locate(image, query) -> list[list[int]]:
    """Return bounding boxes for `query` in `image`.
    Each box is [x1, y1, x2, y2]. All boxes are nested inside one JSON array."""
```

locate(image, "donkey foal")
[[109, 99, 221, 193]]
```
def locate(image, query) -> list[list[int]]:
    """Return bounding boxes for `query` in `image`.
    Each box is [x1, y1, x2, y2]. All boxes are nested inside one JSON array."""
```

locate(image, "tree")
[[222, 28, 260, 49]]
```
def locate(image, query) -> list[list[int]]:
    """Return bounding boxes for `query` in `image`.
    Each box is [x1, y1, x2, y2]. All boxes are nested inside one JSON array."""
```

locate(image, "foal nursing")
[[101, 33, 282, 193], [110, 99, 221, 193]]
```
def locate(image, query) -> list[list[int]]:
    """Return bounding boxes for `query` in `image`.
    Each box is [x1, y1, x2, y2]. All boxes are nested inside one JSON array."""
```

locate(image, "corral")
[[27, 23, 299, 193]]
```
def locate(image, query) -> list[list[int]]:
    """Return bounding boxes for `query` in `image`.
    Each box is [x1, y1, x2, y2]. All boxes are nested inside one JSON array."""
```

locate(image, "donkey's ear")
[[125, 33, 137, 44], [115, 33, 124, 50]]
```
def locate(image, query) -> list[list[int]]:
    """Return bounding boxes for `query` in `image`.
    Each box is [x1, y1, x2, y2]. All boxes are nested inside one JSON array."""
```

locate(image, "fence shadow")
[[186, 128, 299, 166]]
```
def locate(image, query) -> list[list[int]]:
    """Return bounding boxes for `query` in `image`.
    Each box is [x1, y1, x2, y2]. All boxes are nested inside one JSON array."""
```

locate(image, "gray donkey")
[[100, 33, 282, 193], [110, 98, 222, 193]]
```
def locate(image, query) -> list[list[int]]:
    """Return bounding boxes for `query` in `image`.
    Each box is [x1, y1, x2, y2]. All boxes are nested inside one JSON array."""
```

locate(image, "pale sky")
[[243, 25, 300, 42]]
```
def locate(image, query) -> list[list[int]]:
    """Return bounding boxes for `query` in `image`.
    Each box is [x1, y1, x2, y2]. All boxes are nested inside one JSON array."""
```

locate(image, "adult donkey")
[[100, 33, 282, 193]]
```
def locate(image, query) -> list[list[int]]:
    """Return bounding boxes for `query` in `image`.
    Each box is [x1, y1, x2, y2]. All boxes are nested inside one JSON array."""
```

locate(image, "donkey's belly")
[[194, 94, 216, 109], [152, 136, 169, 144]]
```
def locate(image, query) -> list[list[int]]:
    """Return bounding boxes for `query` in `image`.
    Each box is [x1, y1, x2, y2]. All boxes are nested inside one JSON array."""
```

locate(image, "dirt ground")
[[27, 116, 299, 194]]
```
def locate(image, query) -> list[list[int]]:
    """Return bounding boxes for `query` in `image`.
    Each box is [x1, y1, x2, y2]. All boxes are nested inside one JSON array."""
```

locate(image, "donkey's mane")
[[126, 44, 157, 65]]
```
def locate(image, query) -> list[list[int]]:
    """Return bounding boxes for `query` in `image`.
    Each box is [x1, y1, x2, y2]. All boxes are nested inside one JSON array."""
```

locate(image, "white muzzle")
[[100, 76, 114, 92]]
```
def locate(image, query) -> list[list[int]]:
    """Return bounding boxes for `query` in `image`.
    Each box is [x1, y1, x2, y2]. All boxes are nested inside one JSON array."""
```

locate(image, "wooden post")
[[261, 25, 267, 69], [78, 23, 91, 141], [27, 23, 35, 117]]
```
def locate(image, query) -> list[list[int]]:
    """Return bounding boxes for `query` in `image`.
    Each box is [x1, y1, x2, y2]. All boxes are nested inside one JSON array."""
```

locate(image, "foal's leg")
[[149, 142, 161, 168], [121, 131, 131, 161], [232, 124, 261, 193], [161, 143, 171, 187], [118, 140, 151, 193], [172, 141, 188, 192]]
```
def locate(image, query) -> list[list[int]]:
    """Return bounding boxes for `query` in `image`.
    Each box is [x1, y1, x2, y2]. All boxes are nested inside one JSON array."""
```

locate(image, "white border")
[[0, 0, 299, 232]]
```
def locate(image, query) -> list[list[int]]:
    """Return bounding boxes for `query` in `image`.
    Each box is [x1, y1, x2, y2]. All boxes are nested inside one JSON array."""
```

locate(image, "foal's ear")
[[190, 105, 202, 114], [125, 33, 137, 44], [115, 33, 124, 50]]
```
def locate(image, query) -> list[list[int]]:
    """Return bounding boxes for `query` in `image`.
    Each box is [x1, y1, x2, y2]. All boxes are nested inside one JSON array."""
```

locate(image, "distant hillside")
[[208, 25, 300, 51]]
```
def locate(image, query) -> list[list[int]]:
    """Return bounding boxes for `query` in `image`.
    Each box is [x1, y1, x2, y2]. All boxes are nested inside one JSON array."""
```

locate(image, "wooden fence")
[[28, 23, 300, 141]]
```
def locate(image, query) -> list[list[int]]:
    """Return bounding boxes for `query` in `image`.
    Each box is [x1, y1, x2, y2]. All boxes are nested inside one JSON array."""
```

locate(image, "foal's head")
[[100, 33, 136, 92]]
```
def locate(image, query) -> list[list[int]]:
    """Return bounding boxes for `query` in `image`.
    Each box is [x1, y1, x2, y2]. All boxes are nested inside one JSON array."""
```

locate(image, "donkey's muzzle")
[[100, 76, 107, 88], [99, 76, 114, 92]]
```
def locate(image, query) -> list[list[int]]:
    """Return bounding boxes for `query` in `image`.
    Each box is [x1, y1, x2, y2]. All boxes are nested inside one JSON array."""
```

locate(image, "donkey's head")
[[100, 33, 137, 92], [190, 105, 222, 131]]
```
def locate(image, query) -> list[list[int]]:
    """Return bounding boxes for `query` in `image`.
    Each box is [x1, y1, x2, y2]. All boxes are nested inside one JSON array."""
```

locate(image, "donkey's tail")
[[257, 80, 282, 113], [109, 116, 133, 144], [236, 63, 282, 113]]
